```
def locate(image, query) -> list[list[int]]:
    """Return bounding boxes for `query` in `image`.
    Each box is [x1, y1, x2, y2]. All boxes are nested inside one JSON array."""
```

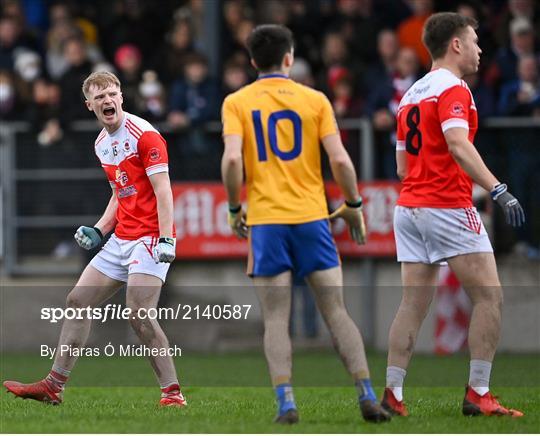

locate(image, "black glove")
[[490, 183, 525, 227]]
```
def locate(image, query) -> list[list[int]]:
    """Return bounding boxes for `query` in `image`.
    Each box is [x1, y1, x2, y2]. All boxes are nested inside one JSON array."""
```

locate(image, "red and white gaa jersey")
[[396, 68, 478, 208], [94, 112, 173, 240]]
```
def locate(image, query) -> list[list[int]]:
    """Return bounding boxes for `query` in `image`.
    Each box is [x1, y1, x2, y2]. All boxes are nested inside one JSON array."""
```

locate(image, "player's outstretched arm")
[[322, 133, 367, 244], [74, 188, 118, 250], [149, 172, 176, 263], [222, 134, 247, 239], [445, 127, 525, 227]]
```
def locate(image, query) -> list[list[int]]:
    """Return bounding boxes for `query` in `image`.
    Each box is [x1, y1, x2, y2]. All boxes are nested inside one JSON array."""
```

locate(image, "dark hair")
[[246, 24, 294, 72], [423, 12, 478, 60]]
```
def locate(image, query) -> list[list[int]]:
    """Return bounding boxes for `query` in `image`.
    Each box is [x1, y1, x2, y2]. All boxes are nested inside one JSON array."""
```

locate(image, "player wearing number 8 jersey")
[[396, 68, 478, 208], [383, 13, 524, 418], [221, 24, 390, 424]]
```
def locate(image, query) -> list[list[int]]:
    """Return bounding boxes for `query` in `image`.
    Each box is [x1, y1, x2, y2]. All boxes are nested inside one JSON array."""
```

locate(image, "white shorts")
[[90, 234, 170, 283], [394, 206, 493, 265]]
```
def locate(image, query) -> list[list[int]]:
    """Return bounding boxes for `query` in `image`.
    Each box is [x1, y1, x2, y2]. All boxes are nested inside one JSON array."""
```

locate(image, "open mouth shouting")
[[103, 106, 116, 120]]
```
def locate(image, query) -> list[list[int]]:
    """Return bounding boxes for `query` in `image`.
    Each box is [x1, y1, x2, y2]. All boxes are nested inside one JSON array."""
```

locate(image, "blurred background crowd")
[[1, 0, 539, 257]]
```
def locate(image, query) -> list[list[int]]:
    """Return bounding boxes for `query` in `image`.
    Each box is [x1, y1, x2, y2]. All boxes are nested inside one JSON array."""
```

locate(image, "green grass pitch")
[[1, 351, 538, 433]]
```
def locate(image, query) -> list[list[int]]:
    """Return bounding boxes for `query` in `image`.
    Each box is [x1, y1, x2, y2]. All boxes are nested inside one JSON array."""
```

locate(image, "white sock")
[[386, 366, 406, 401], [469, 359, 492, 396]]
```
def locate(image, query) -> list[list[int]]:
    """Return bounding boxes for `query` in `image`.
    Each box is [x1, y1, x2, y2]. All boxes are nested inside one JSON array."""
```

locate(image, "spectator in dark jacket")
[[0, 15, 38, 70], [498, 54, 540, 116], [58, 36, 94, 126], [366, 47, 421, 179], [167, 53, 220, 180], [497, 54, 540, 259], [489, 17, 538, 88], [167, 53, 220, 130], [363, 29, 399, 96], [153, 19, 197, 85]]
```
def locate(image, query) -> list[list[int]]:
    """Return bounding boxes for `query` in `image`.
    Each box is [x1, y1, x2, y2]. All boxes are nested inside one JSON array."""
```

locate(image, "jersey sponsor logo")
[[412, 84, 430, 95], [450, 101, 465, 116], [149, 147, 161, 162], [115, 169, 129, 186], [117, 185, 137, 198]]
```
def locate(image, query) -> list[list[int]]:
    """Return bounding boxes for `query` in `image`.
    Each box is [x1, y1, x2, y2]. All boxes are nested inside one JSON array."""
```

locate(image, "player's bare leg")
[[126, 273, 185, 407], [388, 263, 439, 368], [447, 253, 523, 417], [3, 265, 122, 404], [383, 262, 439, 416], [306, 267, 368, 376], [253, 271, 297, 423], [55, 265, 123, 370], [447, 253, 501, 362], [306, 267, 390, 422]]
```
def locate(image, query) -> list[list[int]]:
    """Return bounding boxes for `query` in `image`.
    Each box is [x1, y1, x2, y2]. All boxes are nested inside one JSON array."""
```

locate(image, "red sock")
[[161, 383, 180, 396]]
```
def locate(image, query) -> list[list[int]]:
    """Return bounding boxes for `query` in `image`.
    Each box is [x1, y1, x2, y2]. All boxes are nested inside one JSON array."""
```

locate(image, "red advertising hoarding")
[[172, 181, 400, 258]]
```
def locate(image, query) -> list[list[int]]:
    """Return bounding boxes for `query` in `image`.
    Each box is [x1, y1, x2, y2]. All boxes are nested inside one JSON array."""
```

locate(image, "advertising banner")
[[172, 181, 400, 258]]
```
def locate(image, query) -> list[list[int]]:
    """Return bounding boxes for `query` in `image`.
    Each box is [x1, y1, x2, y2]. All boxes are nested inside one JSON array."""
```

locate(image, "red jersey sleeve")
[[137, 131, 169, 176], [438, 85, 471, 133]]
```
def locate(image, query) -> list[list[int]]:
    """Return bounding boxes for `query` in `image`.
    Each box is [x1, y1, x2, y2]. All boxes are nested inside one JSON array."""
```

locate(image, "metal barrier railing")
[[0, 118, 374, 275], [2, 117, 538, 347], [3, 117, 540, 275]]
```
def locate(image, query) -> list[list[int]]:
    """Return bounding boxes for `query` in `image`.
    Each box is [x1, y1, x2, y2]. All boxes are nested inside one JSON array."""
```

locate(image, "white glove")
[[74, 226, 103, 250], [153, 237, 176, 263]]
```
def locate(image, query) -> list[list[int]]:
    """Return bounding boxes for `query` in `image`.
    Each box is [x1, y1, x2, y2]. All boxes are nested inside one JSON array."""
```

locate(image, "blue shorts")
[[247, 219, 340, 278]]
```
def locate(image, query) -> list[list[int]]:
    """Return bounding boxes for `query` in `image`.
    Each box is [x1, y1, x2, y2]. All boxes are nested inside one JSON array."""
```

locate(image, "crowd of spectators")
[[1, 0, 539, 134], [1, 0, 539, 255], [1, 1, 539, 120]]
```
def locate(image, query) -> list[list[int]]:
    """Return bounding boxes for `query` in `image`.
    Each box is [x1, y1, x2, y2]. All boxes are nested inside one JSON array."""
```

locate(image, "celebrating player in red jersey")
[[3, 72, 186, 407], [382, 13, 524, 418]]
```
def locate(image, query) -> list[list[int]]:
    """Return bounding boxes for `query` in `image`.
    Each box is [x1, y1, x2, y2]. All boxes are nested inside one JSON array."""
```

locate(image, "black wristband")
[[345, 198, 363, 208], [93, 227, 103, 239], [229, 204, 242, 213], [159, 237, 175, 246]]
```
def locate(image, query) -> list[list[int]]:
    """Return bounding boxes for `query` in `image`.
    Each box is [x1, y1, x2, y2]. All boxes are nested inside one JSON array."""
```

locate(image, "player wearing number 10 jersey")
[[383, 13, 524, 418], [221, 24, 390, 424]]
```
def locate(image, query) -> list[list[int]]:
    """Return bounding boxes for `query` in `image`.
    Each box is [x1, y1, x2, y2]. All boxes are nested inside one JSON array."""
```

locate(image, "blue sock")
[[356, 378, 377, 402], [275, 383, 296, 415]]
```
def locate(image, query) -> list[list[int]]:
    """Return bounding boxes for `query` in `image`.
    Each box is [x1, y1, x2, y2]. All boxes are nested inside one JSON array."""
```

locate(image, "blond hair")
[[82, 71, 121, 99]]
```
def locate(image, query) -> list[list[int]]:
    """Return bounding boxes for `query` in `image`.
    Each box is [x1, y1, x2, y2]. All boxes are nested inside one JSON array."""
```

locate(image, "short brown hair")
[[422, 12, 478, 60], [82, 71, 121, 99]]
